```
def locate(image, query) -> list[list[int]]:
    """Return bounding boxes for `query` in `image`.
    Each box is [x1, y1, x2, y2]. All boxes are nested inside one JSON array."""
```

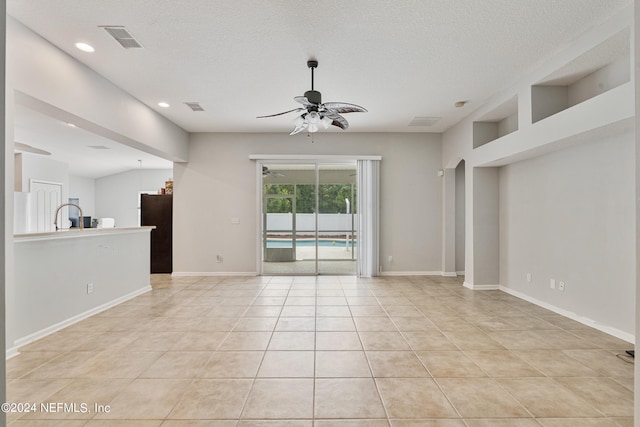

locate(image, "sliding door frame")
[[252, 154, 381, 276]]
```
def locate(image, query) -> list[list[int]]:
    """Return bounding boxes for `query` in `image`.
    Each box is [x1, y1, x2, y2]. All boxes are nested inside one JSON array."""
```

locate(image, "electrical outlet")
[[559, 281, 565, 291], [550, 279, 556, 289], [388, 255, 393, 262], [526, 273, 532, 283], [87, 283, 93, 294]]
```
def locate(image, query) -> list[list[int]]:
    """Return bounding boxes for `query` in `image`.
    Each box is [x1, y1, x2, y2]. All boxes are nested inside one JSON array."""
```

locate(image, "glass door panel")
[[317, 164, 357, 275], [262, 164, 317, 275], [261, 162, 357, 275]]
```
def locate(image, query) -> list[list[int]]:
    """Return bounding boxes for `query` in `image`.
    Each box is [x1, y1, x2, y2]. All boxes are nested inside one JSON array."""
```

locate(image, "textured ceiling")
[[7, 0, 632, 136]]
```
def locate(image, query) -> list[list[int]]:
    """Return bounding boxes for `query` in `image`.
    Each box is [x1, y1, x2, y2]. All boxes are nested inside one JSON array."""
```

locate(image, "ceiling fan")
[[262, 166, 285, 178], [257, 60, 367, 135]]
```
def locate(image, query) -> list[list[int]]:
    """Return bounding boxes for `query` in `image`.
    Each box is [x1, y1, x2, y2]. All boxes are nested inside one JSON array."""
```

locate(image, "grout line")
[[234, 276, 285, 421], [8, 274, 633, 425]]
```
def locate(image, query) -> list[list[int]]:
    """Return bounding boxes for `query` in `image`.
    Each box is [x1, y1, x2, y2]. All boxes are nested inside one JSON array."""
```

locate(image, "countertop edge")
[[14, 226, 156, 242]]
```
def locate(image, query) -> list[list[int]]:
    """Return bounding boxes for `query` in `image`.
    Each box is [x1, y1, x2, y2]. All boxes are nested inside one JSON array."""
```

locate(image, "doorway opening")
[[261, 162, 357, 275]]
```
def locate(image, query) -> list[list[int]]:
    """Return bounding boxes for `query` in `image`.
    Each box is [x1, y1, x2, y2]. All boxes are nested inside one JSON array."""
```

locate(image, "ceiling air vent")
[[408, 116, 442, 126], [101, 26, 143, 49], [185, 102, 205, 112], [87, 145, 110, 150]]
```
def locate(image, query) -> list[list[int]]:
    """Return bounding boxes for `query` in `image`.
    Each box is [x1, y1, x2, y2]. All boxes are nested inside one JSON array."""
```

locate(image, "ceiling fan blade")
[[294, 96, 314, 107], [290, 122, 308, 135], [323, 112, 349, 130], [257, 107, 304, 118], [263, 165, 286, 178], [322, 102, 367, 114]]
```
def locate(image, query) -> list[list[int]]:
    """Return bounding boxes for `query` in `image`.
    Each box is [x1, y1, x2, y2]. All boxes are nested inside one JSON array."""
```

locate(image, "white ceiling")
[[13, 104, 173, 178], [6, 0, 631, 175]]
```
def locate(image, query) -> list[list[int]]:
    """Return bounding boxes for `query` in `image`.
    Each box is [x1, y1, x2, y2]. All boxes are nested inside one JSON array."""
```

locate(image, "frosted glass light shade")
[[321, 116, 332, 129], [307, 111, 320, 124]]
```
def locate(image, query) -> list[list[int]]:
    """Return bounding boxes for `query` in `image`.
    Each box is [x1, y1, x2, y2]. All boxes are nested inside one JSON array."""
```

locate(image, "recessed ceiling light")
[[65, 122, 77, 128], [75, 42, 95, 53], [158, 102, 170, 108]]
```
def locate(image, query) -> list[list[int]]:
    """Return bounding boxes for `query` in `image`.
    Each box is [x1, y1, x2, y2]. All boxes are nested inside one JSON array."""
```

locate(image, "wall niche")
[[531, 28, 630, 124]]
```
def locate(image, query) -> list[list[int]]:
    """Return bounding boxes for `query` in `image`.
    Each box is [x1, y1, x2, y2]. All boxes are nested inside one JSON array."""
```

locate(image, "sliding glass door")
[[317, 164, 357, 275], [261, 162, 357, 275]]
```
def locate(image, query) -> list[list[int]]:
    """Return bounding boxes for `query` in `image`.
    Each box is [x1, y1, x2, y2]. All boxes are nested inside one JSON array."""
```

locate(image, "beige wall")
[[500, 131, 635, 336], [173, 132, 443, 275]]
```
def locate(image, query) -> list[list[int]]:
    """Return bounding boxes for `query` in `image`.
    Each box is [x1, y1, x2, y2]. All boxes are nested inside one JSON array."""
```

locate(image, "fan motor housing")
[[304, 90, 322, 105]]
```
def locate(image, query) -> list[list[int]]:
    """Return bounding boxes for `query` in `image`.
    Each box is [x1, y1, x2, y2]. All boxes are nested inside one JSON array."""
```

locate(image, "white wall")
[[455, 161, 465, 273], [500, 132, 635, 336], [7, 17, 188, 163], [438, 7, 634, 342], [174, 132, 442, 275], [95, 169, 173, 228], [69, 175, 95, 217], [21, 153, 69, 197], [472, 167, 500, 286], [12, 229, 152, 352], [1, 2, 6, 416], [5, 16, 188, 358], [634, 0, 639, 419]]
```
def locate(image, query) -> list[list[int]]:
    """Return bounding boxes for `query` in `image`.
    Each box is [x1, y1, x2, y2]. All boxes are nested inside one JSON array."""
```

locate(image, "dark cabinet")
[[141, 194, 173, 273]]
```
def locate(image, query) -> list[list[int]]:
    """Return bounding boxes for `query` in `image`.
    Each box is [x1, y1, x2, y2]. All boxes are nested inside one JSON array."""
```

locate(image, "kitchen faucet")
[[53, 203, 83, 231]]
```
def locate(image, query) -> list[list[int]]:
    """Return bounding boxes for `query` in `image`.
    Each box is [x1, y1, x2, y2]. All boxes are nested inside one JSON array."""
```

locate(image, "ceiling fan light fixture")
[[307, 111, 320, 124], [308, 123, 319, 133], [321, 116, 332, 129], [294, 115, 305, 126]]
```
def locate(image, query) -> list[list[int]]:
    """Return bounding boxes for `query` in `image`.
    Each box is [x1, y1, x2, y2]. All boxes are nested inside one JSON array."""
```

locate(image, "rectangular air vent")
[[87, 145, 110, 150], [101, 26, 143, 49], [185, 102, 205, 112], [408, 116, 441, 126]]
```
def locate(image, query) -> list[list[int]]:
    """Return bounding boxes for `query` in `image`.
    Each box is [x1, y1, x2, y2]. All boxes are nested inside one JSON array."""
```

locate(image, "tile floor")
[[6, 275, 635, 426]]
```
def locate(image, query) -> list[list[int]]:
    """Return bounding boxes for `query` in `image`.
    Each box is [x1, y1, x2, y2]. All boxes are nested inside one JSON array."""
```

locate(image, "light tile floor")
[[6, 275, 634, 426]]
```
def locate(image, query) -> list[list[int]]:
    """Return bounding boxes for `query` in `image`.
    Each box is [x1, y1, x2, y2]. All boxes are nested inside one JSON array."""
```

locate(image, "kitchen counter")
[[14, 226, 156, 241], [9, 226, 155, 357]]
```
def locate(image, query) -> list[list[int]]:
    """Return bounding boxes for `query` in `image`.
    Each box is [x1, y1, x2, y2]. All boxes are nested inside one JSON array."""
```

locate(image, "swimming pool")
[[266, 239, 357, 248]]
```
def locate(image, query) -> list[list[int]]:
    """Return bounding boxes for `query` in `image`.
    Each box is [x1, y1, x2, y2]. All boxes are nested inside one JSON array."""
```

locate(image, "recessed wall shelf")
[[531, 28, 630, 124], [472, 96, 518, 149]]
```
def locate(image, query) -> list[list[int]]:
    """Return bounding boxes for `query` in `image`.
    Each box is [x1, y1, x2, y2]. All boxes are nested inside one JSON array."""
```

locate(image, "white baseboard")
[[463, 281, 500, 290], [172, 272, 259, 277], [456, 270, 465, 276], [7, 285, 152, 359], [5, 347, 19, 360], [441, 272, 458, 277], [379, 271, 442, 277], [499, 286, 634, 344]]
